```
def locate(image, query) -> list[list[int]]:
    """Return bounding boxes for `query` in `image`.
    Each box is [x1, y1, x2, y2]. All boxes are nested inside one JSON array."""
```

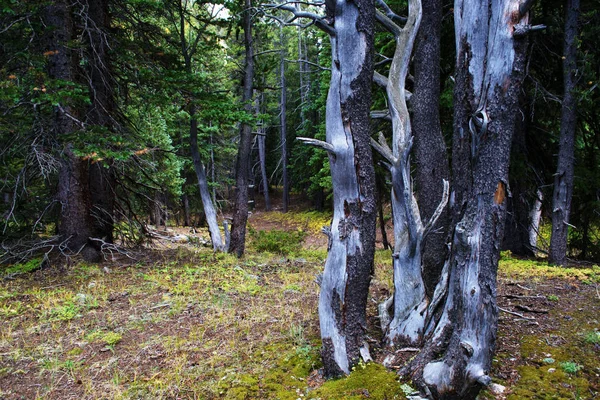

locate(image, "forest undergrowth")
[[0, 211, 599, 399]]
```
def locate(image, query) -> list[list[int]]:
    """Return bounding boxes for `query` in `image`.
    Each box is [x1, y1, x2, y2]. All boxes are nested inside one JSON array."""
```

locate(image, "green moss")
[[309, 363, 407, 400], [509, 364, 589, 399], [498, 252, 600, 282], [509, 290, 599, 399]]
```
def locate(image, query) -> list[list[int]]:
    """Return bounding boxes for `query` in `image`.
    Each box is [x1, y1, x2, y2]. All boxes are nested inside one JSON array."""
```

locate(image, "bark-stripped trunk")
[[373, 0, 449, 347], [280, 27, 289, 213], [229, 0, 254, 257], [296, 0, 377, 377], [549, 0, 579, 265], [44, 1, 98, 261], [412, 0, 450, 297], [373, 0, 427, 347], [404, 0, 531, 396], [529, 189, 543, 250], [190, 109, 225, 251]]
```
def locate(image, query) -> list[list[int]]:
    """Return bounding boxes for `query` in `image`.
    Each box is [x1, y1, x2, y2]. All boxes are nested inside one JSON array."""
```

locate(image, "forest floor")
[[0, 207, 599, 399]]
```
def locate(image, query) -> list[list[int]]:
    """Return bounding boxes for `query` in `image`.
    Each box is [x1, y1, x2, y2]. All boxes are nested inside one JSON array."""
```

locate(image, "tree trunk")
[[44, 1, 99, 261], [256, 93, 271, 211], [412, 0, 450, 298], [405, 0, 531, 396], [502, 107, 535, 257], [190, 110, 225, 251], [84, 0, 116, 246], [314, 0, 377, 378], [182, 194, 191, 227], [229, 0, 255, 257], [372, 0, 450, 348], [550, 0, 580, 265], [529, 189, 543, 251], [280, 28, 289, 213]]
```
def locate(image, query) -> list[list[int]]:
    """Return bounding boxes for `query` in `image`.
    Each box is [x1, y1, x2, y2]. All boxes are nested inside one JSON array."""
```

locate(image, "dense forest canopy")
[[1, 0, 599, 397]]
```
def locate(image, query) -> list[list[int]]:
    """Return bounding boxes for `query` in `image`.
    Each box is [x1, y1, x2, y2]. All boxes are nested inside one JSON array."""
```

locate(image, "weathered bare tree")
[[371, 0, 449, 347], [268, 0, 378, 376], [401, 0, 541, 396], [549, 0, 580, 265]]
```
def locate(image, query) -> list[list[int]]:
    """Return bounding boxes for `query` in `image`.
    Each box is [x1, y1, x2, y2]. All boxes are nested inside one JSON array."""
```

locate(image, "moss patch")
[[309, 363, 406, 400]]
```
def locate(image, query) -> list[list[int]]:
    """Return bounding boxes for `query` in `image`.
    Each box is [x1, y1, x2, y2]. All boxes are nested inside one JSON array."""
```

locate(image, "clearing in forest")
[[0, 211, 599, 399]]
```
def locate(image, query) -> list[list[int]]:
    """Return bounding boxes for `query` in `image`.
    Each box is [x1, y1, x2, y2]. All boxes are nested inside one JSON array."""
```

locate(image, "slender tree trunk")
[[256, 93, 271, 211], [405, 0, 531, 396], [229, 0, 255, 257], [412, 0, 450, 298], [44, 1, 98, 261], [190, 109, 225, 251], [280, 28, 289, 213], [313, 0, 377, 378], [550, 0, 580, 265], [503, 106, 535, 256], [182, 194, 191, 227], [529, 189, 543, 250]]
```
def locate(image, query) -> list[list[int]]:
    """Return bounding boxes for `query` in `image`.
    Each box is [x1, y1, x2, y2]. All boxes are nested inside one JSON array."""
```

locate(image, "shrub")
[[248, 228, 306, 255]]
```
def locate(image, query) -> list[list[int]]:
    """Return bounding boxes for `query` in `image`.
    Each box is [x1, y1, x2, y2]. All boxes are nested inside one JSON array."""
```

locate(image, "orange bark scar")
[[494, 181, 506, 204]]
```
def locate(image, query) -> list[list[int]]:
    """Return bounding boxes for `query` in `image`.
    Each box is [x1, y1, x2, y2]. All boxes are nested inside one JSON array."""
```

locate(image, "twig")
[[498, 306, 535, 320]]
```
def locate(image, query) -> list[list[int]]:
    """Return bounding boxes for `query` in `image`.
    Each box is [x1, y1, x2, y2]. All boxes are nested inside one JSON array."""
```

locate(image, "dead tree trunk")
[[549, 0, 580, 265], [404, 0, 536, 397], [372, 0, 449, 347], [229, 0, 255, 257], [190, 109, 225, 251], [283, 0, 377, 377]]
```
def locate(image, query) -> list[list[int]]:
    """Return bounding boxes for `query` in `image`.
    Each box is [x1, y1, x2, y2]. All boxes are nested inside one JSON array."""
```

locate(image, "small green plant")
[[248, 227, 306, 255], [542, 357, 555, 364], [560, 361, 583, 374], [3, 257, 42, 276], [584, 331, 600, 345], [103, 331, 123, 347], [48, 301, 80, 321], [547, 295, 559, 301]]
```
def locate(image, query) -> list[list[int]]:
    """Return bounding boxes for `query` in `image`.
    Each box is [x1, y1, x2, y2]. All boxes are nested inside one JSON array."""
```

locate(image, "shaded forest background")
[[0, 0, 598, 263]]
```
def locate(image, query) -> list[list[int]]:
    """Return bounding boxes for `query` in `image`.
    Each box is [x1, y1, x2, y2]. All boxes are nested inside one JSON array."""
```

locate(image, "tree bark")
[[44, 1, 98, 261], [84, 0, 116, 246], [412, 0, 450, 298], [229, 0, 255, 257], [316, 0, 377, 378], [405, 0, 531, 396], [549, 0, 580, 265]]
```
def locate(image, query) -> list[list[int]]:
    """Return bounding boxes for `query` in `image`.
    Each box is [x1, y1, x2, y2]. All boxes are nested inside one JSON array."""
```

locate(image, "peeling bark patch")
[[494, 181, 505, 204]]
